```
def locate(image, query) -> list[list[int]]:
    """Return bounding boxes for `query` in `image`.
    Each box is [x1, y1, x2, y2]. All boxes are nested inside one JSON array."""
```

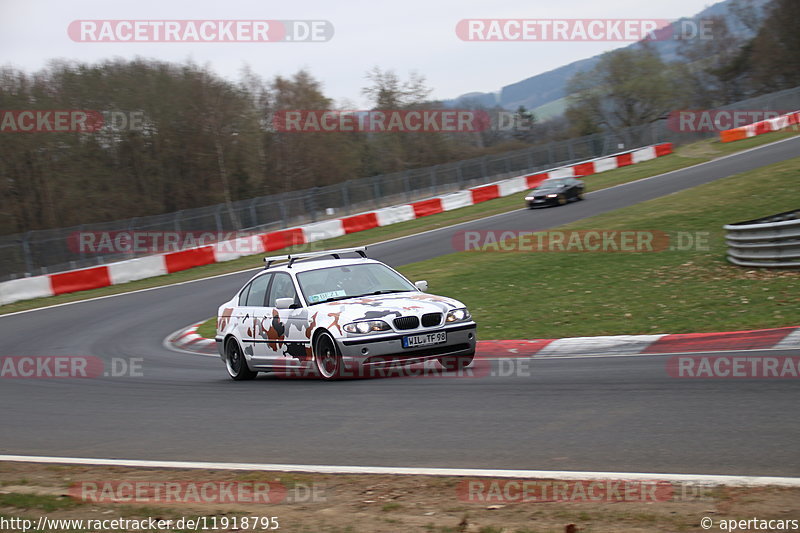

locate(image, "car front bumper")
[[527, 197, 560, 207], [337, 322, 476, 368]]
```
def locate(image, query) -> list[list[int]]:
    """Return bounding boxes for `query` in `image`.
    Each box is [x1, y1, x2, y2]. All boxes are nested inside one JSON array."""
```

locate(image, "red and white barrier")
[[593, 156, 618, 173], [0, 276, 53, 305], [720, 111, 800, 142], [441, 191, 473, 211], [0, 143, 673, 306], [108, 255, 169, 284], [375, 205, 415, 226], [302, 219, 346, 242], [173, 321, 800, 359]]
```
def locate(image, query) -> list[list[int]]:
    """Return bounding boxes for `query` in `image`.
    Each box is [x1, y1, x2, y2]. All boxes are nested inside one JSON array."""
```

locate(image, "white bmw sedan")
[[216, 247, 477, 380]]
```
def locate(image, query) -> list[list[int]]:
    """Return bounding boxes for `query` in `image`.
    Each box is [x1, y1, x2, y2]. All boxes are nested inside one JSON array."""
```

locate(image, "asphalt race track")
[[1, 137, 799, 476]]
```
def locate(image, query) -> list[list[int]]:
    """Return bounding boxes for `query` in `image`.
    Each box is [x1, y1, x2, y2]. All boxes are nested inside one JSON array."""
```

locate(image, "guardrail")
[[0, 143, 673, 306], [724, 209, 800, 268]]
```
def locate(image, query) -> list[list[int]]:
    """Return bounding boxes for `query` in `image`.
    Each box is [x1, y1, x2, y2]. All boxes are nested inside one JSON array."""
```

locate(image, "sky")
[[1, 0, 720, 107]]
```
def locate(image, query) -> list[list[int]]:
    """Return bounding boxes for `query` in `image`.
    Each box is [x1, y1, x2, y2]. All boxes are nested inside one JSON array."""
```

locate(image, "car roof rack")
[[263, 246, 368, 269]]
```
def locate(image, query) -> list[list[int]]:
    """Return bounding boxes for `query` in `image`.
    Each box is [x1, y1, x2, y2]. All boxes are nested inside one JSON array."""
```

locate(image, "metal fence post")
[[278, 193, 288, 228], [372, 176, 382, 208], [341, 181, 351, 214], [77, 224, 87, 267], [308, 188, 319, 223], [248, 199, 258, 229], [403, 171, 411, 202], [21, 233, 33, 275], [214, 206, 223, 233]]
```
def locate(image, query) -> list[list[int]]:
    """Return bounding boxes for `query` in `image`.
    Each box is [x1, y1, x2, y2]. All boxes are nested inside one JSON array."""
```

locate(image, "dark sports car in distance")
[[525, 177, 585, 208]]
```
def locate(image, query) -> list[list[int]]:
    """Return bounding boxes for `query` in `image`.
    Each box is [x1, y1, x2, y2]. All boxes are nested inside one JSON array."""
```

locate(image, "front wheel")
[[557, 195, 567, 206], [314, 332, 342, 380], [577, 190, 585, 201], [438, 354, 474, 372], [225, 338, 257, 381]]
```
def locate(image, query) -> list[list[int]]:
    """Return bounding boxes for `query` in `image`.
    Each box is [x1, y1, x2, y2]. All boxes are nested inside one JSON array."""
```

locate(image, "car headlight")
[[545, 194, 558, 198], [343, 320, 391, 334], [446, 308, 471, 323], [524, 196, 534, 201]]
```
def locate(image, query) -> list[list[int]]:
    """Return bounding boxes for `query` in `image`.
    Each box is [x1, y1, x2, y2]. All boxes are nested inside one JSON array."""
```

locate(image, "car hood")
[[311, 292, 465, 324]]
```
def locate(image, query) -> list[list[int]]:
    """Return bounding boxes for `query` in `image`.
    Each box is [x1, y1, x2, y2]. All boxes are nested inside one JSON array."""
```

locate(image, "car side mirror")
[[414, 280, 428, 292], [275, 297, 295, 309]]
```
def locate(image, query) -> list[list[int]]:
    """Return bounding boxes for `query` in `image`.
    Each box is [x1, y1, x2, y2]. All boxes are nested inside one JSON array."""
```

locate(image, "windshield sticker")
[[309, 290, 346, 303]]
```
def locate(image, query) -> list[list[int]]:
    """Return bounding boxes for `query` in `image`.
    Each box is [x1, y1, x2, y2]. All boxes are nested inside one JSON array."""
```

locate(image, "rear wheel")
[[438, 353, 474, 372], [225, 338, 257, 381], [314, 332, 342, 380]]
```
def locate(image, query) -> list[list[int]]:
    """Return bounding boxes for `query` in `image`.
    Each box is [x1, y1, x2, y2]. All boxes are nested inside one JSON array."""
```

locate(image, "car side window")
[[238, 282, 252, 306], [244, 274, 271, 307], [267, 273, 298, 307]]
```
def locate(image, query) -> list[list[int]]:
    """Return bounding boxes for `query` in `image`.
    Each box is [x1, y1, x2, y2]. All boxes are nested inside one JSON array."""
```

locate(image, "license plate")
[[402, 331, 447, 348], [533, 199, 544, 203]]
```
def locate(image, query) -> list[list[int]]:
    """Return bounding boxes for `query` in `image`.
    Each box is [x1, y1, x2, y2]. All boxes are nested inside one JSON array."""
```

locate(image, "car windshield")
[[535, 179, 568, 190], [296, 263, 416, 304]]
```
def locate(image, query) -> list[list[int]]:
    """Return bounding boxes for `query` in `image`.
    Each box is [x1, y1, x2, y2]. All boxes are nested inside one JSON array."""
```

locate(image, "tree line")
[[1, 0, 796, 235], [565, 0, 799, 136], [0, 61, 544, 235]]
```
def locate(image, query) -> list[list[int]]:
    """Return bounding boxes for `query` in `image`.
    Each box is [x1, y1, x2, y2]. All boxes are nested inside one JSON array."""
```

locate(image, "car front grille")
[[393, 316, 420, 330], [421, 313, 442, 327]]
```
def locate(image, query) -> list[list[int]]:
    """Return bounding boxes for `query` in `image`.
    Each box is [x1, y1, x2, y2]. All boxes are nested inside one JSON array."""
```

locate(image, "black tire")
[[314, 331, 342, 380], [225, 338, 257, 381], [557, 194, 567, 206], [577, 190, 585, 201], [438, 353, 475, 372]]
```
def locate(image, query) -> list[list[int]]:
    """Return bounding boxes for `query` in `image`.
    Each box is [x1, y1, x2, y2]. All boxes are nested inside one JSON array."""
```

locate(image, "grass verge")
[[191, 141, 800, 341], [1, 129, 797, 316], [196, 319, 217, 339], [395, 156, 800, 339]]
